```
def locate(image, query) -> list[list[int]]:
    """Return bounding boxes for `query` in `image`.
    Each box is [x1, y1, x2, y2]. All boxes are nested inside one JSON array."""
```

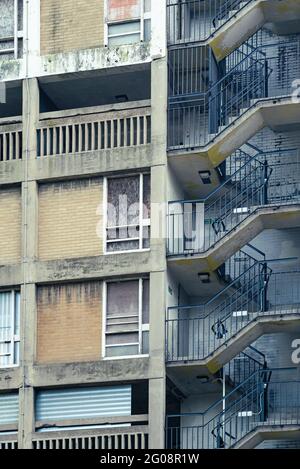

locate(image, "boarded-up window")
[[0, 0, 23, 59], [105, 278, 149, 357], [106, 174, 150, 253]]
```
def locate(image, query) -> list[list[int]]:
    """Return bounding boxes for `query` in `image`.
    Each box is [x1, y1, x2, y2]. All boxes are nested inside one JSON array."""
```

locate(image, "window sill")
[[102, 354, 149, 361], [104, 248, 151, 256]]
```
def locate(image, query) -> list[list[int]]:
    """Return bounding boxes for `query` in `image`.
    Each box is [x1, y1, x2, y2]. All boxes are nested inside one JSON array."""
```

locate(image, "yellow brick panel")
[[38, 178, 103, 261], [40, 0, 105, 55], [0, 188, 21, 265], [37, 282, 103, 364]]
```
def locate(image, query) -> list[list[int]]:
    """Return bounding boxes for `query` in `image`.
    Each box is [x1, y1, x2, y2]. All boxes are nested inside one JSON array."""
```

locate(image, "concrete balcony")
[[0, 434, 18, 450], [32, 413, 149, 450], [32, 425, 149, 450], [168, 37, 300, 197], [167, 149, 300, 296], [35, 100, 152, 179], [37, 100, 151, 158], [166, 267, 300, 386], [166, 367, 300, 449], [0, 116, 22, 162], [0, 101, 152, 186], [167, 0, 300, 61]]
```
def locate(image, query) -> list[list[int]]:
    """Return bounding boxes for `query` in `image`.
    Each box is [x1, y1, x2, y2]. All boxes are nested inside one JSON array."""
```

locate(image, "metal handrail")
[[166, 367, 300, 449], [167, 0, 253, 45], [168, 148, 300, 256], [166, 266, 300, 362], [168, 38, 300, 150]]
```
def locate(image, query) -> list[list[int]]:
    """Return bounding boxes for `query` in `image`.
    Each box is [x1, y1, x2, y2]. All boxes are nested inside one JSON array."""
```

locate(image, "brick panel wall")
[[40, 0, 105, 55], [0, 187, 21, 264], [36, 282, 103, 364], [38, 178, 103, 261]]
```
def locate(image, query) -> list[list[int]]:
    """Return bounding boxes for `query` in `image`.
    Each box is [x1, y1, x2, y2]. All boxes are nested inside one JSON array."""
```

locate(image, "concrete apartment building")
[[0, 0, 300, 451]]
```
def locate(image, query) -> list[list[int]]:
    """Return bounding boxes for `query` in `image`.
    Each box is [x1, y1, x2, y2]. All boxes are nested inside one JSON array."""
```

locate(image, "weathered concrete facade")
[[0, 0, 167, 450], [2, 0, 299, 452]]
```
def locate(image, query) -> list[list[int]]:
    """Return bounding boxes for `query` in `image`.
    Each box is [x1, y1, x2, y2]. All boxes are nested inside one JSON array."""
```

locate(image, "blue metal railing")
[[166, 367, 300, 449], [168, 38, 300, 150], [167, 0, 253, 45], [225, 345, 267, 390], [167, 148, 300, 256], [166, 267, 300, 362]]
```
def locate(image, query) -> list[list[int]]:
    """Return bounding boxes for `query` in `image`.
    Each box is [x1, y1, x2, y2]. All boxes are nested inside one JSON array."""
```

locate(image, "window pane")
[[106, 332, 139, 346], [107, 280, 139, 317], [142, 280, 150, 324], [107, 227, 139, 241], [143, 174, 151, 219], [108, 21, 140, 36], [107, 240, 139, 252], [142, 227, 150, 249], [144, 19, 151, 42], [106, 345, 139, 357], [14, 292, 20, 336], [109, 33, 140, 46], [107, 176, 140, 228], [144, 0, 151, 13], [142, 331, 149, 355], [0, 0, 14, 38]]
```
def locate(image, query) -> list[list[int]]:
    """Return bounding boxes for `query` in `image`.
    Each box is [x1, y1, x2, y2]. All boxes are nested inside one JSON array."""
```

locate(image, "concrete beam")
[[29, 358, 150, 388]]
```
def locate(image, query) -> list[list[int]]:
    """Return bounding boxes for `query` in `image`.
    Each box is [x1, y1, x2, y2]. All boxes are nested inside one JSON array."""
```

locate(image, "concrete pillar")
[[148, 55, 168, 449], [149, 271, 167, 449], [18, 386, 35, 450], [18, 77, 40, 449], [22, 78, 39, 160]]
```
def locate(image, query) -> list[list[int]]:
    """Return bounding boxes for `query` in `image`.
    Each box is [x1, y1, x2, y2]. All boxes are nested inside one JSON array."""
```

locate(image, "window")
[[105, 173, 151, 253], [104, 278, 149, 358], [0, 291, 20, 368], [0, 0, 24, 59], [106, 0, 151, 46], [0, 392, 18, 430], [36, 386, 132, 432]]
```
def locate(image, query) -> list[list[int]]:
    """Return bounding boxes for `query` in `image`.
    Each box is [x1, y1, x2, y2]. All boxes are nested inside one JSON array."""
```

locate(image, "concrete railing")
[[37, 100, 151, 158], [0, 435, 18, 450], [0, 117, 22, 162], [32, 425, 149, 450]]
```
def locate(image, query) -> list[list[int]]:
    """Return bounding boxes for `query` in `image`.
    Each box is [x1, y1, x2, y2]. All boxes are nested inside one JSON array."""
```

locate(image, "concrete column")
[[22, 77, 39, 160], [18, 77, 40, 449], [148, 55, 168, 449], [149, 271, 167, 449], [18, 385, 35, 450]]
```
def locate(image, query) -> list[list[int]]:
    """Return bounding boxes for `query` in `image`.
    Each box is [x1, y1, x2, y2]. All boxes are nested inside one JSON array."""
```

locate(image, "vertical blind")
[[0, 291, 20, 368]]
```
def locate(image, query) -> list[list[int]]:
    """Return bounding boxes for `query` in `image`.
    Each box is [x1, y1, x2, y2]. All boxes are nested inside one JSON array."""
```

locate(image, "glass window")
[[105, 278, 150, 357], [0, 291, 20, 368], [107, 1, 151, 46], [108, 21, 141, 46]]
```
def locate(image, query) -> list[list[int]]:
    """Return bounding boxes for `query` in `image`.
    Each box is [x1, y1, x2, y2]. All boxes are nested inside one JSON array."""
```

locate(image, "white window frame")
[[0, 290, 20, 369], [102, 278, 150, 360], [0, 0, 24, 59], [104, 173, 151, 255], [105, 0, 151, 46]]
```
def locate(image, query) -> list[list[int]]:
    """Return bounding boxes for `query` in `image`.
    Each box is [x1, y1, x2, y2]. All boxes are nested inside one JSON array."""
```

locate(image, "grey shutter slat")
[[36, 386, 132, 421], [0, 393, 19, 425]]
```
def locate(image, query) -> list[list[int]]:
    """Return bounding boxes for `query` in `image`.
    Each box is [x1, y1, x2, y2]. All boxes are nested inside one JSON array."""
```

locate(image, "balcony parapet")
[[37, 100, 151, 158]]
